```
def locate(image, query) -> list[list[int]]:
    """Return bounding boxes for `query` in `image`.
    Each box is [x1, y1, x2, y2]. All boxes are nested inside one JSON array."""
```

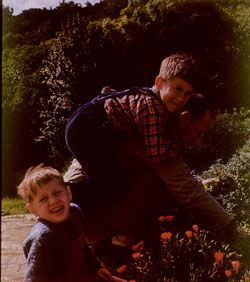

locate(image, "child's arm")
[[112, 276, 129, 282], [82, 238, 113, 281], [105, 92, 179, 164], [156, 158, 249, 246], [97, 267, 113, 281], [154, 156, 233, 227], [138, 113, 182, 163], [83, 239, 102, 273], [23, 229, 53, 282]]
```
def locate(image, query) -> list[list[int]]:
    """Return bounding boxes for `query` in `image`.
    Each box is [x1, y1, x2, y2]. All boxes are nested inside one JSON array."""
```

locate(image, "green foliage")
[[2, 0, 128, 49], [217, 1, 250, 108], [2, 198, 29, 215], [2, 0, 250, 197], [2, 44, 50, 197], [184, 108, 250, 229], [37, 13, 134, 161], [2, 2, 85, 48], [2, 44, 49, 109], [2, 6, 14, 36], [37, 16, 90, 163], [84, 0, 128, 20], [201, 139, 250, 228], [2, 32, 24, 49]]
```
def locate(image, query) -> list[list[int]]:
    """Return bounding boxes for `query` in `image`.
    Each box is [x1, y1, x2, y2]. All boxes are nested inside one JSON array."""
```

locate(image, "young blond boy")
[[18, 164, 113, 282]]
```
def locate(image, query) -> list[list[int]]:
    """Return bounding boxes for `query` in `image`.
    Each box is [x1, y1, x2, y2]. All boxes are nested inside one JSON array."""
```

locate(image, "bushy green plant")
[[116, 217, 250, 282], [201, 139, 250, 229]]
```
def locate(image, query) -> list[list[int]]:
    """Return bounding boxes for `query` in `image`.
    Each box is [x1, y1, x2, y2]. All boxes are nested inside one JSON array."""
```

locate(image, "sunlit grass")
[[2, 197, 29, 215]]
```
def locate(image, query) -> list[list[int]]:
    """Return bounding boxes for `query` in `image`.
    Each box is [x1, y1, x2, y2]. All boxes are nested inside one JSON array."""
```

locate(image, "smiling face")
[[155, 76, 194, 112], [27, 179, 72, 223]]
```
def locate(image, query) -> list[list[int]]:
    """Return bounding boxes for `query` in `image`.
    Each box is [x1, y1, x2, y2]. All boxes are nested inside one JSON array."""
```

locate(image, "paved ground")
[[1, 214, 36, 282], [1, 214, 128, 282]]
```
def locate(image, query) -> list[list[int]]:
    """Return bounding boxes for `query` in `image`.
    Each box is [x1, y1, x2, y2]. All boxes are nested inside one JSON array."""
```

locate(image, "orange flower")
[[232, 261, 240, 272], [165, 215, 174, 222], [192, 225, 199, 232], [214, 251, 224, 262], [158, 216, 166, 222], [193, 233, 198, 239], [132, 252, 141, 259], [225, 270, 232, 278], [116, 265, 127, 274], [129, 280, 136, 282], [161, 232, 173, 240], [185, 231, 193, 239], [132, 241, 144, 252], [245, 273, 250, 282]]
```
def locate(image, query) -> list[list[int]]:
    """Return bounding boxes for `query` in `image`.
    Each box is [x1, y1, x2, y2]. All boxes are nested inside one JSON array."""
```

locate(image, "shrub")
[[201, 139, 250, 229]]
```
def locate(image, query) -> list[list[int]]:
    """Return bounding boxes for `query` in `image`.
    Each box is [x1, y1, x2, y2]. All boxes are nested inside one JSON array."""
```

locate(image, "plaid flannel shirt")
[[104, 88, 184, 164]]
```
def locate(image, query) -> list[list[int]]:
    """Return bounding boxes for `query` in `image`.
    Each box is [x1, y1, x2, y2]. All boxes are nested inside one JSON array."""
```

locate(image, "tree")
[[38, 14, 133, 162], [2, 0, 250, 197], [2, 44, 49, 196], [37, 16, 88, 163], [2, 5, 14, 36]]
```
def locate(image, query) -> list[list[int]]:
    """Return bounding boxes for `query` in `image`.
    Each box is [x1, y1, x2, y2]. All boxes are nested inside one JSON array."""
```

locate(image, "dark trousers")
[[65, 110, 130, 206], [67, 123, 178, 243]]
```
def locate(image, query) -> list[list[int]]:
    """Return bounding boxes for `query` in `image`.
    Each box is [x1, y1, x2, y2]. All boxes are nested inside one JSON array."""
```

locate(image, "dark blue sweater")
[[23, 203, 101, 282]]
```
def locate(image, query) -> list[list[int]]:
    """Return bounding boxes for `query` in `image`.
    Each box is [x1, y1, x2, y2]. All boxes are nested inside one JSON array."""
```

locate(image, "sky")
[[2, 0, 101, 15]]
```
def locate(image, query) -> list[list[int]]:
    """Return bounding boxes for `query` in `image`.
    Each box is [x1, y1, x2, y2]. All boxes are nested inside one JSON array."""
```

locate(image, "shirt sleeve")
[[133, 95, 180, 164], [137, 113, 180, 163], [105, 91, 182, 164], [154, 156, 232, 227], [23, 230, 54, 282], [83, 240, 101, 273]]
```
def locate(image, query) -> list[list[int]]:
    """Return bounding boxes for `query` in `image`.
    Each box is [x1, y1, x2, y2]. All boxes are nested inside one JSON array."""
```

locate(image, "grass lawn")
[[2, 197, 30, 215]]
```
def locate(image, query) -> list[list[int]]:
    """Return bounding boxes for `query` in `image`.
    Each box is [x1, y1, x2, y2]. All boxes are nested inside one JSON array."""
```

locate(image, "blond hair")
[[17, 164, 66, 203], [159, 53, 199, 90]]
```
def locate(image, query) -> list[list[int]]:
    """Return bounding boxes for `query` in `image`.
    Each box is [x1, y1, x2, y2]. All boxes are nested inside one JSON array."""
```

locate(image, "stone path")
[[1, 214, 36, 282], [1, 214, 129, 282]]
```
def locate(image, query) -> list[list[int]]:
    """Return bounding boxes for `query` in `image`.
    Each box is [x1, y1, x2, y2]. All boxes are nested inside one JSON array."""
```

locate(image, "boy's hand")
[[201, 177, 219, 186], [97, 267, 113, 281], [101, 86, 117, 93]]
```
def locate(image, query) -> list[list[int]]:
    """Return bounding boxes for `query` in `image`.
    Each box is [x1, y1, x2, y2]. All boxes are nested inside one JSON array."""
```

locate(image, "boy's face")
[[155, 77, 194, 112], [27, 179, 72, 223]]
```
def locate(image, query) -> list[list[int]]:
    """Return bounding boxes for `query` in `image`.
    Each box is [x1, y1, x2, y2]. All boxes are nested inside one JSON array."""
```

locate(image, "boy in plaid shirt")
[[65, 54, 197, 193], [65, 54, 238, 248]]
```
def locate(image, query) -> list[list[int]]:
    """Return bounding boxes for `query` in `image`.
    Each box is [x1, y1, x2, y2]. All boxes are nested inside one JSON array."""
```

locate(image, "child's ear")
[[26, 203, 38, 216], [155, 76, 163, 92], [66, 185, 72, 202]]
